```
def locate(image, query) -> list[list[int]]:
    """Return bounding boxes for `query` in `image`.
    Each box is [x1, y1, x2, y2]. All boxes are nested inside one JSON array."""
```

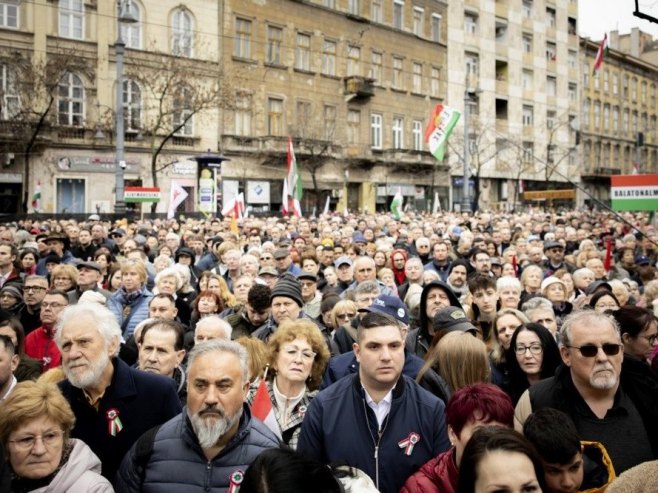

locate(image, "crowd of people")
[[0, 207, 656, 492]]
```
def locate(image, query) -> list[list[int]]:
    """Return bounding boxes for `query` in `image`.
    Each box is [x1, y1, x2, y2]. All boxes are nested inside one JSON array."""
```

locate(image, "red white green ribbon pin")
[[106, 408, 123, 436], [398, 432, 420, 456], [228, 470, 244, 493]]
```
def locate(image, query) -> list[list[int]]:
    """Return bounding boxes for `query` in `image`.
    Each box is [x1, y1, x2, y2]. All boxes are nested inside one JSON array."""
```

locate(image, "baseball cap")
[[527, 234, 541, 242], [358, 295, 409, 325], [334, 256, 353, 268], [88, 214, 101, 221], [635, 255, 651, 266], [432, 306, 478, 335]]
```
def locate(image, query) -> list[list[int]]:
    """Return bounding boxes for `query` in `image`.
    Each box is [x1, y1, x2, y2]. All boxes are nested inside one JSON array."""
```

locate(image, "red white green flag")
[[31, 181, 41, 212], [592, 33, 608, 74], [283, 136, 302, 216], [424, 104, 461, 162]]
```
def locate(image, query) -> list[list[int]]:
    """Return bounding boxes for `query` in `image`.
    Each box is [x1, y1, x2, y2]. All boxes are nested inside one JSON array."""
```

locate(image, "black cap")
[[297, 271, 318, 283], [585, 280, 612, 296], [432, 306, 478, 335]]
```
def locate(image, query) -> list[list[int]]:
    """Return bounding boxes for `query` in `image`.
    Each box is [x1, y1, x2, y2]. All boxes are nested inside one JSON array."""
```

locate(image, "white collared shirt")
[[364, 387, 393, 429]]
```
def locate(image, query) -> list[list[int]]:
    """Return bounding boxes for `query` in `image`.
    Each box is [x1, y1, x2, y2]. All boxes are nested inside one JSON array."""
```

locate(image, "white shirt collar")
[[363, 386, 393, 429]]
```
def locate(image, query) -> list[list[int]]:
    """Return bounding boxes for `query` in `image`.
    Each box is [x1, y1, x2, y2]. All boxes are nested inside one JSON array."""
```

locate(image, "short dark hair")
[[357, 311, 401, 341], [458, 426, 546, 493], [0, 317, 26, 354], [149, 293, 176, 307], [523, 408, 581, 465], [0, 334, 15, 356], [468, 274, 497, 295], [247, 284, 272, 312], [241, 448, 342, 493], [139, 319, 185, 351]]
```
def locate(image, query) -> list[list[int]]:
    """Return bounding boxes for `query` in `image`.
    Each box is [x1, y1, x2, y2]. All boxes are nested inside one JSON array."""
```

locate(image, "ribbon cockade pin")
[[398, 432, 420, 456]]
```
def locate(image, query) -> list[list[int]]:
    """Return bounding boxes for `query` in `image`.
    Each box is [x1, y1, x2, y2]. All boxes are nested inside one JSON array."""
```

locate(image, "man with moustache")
[[55, 303, 182, 481], [515, 310, 658, 474], [116, 339, 280, 491]]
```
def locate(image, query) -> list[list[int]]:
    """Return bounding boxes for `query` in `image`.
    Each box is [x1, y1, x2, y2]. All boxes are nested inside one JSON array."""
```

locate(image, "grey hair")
[[496, 276, 521, 292], [521, 296, 553, 314], [187, 339, 249, 384], [194, 315, 233, 339], [355, 280, 381, 296], [55, 303, 122, 356], [405, 257, 423, 270], [558, 310, 620, 347], [155, 266, 183, 290], [572, 268, 595, 284]]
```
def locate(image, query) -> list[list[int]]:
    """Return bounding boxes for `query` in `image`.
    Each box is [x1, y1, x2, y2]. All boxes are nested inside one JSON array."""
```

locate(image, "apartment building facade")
[[445, 0, 580, 210], [580, 30, 658, 205], [0, 0, 452, 215]]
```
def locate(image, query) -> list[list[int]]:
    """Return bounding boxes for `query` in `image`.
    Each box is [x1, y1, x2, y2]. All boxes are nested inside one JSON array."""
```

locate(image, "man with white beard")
[[514, 310, 658, 474], [55, 303, 182, 481], [116, 339, 280, 492]]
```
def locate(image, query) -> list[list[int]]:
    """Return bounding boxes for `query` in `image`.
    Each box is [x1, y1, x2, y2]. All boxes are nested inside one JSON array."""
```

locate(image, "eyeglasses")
[[566, 343, 623, 358], [515, 344, 543, 355], [639, 334, 658, 345], [24, 286, 46, 292], [9, 430, 63, 451], [282, 345, 316, 361], [260, 256, 272, 261], [336, 313, 356, 320]]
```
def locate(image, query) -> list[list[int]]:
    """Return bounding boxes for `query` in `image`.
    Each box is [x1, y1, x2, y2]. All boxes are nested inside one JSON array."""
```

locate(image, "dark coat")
[[115, 405, 280, 493], [298, 374, 450, 493], [59, 358, 182, 481]]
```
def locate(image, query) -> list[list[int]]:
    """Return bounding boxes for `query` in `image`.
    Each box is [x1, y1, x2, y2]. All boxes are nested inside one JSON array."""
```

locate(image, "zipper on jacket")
[[361, 398, 389, 491]]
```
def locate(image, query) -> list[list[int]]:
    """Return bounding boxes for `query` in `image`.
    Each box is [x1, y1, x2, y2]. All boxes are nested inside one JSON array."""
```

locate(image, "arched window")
[[120, 0, 142, 49], [123, 79, 141, 130], [171, 8, 193, 57], [58, 72, 84, 126], [173, 87, 193, 136]]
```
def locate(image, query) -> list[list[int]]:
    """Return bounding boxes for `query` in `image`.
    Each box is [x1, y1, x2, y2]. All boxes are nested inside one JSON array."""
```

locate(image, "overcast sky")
[[579, 0, 658, 40]]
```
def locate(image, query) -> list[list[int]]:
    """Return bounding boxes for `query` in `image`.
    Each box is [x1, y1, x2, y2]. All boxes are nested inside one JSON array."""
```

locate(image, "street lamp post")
[[461, 89, 472, 213], [114, 1, 137, 215]]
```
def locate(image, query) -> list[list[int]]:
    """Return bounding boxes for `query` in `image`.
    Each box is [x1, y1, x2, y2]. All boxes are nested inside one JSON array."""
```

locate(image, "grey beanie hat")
[[270, 276, 304, 307]]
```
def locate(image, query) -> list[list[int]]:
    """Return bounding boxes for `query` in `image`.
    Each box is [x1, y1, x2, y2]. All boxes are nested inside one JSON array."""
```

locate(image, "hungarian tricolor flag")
[[282, 136, 303, 217], [390, 188, 403, 220], [250, 378, 281, 439], [425, 104, 461, 162], [32, 181, 41, 212], [592, 33, 608, 74]]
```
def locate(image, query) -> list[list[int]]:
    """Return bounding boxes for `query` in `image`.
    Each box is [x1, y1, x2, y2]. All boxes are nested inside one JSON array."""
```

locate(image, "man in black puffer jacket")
[[116, 339, 280, 492]]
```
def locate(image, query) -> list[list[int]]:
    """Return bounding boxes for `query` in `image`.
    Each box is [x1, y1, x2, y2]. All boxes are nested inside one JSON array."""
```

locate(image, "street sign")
[[611, 174, 658, 211], [124, 186, 161, 203]]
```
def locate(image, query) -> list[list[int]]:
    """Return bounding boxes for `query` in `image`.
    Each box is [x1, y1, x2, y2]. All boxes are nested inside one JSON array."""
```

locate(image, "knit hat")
[[0, 285, 22, 301], [270, 276, 304, 307]]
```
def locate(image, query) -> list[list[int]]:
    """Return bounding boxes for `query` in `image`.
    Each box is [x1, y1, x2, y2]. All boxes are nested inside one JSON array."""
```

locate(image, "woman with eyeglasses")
[[611, 305, 658, 365], [505, 323, 562, 404], [0, 380, 112, 492], [488, 309, 530, 387], [247, 319, 330, 449], [589, 290, 621, 314], [330, 300, 359, 353]]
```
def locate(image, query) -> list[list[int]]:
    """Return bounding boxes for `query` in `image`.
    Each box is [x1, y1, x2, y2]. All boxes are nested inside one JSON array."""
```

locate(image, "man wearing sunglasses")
[[514, 310, 657, 475]]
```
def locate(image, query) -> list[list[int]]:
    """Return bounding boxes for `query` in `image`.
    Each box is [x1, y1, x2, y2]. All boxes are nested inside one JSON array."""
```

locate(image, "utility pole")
[[461, 87, 472, 213]]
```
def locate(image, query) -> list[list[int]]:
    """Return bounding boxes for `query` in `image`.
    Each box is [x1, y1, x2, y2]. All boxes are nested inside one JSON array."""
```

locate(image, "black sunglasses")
[[566, 343, 622, 358]]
